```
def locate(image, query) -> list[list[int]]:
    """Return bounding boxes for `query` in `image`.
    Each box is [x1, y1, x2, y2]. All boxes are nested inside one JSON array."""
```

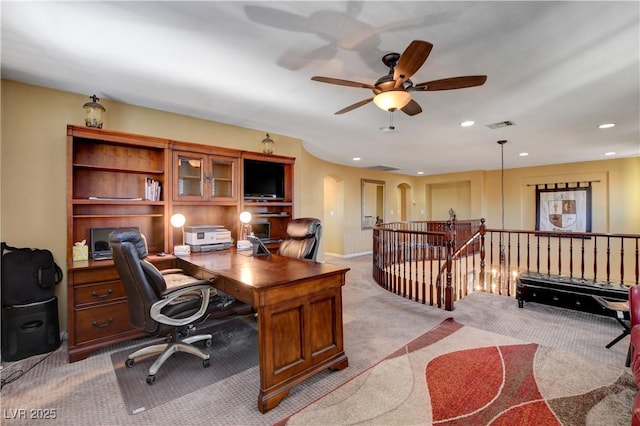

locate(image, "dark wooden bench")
[[516, 272, 629, 316]]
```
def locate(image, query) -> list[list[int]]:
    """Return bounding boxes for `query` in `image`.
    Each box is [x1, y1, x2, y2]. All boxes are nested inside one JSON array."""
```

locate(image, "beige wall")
[[2, 80, 639, 329]]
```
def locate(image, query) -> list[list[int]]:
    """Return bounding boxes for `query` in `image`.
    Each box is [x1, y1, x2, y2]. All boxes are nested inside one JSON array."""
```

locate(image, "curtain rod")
[[527, 180, 600, 187]]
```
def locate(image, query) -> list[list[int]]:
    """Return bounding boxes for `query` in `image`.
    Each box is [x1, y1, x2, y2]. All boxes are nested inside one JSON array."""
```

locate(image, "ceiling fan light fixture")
[[373, 90, 411, 112]]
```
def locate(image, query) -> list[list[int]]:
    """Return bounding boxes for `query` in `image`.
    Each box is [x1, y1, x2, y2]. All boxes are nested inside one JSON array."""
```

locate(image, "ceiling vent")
[[367, 165, 399, 172], [486, 120, 515, 129]]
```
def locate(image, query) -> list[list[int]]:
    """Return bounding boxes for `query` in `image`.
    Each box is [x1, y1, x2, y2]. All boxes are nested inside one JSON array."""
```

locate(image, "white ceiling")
[[2, 1, 638, 176]]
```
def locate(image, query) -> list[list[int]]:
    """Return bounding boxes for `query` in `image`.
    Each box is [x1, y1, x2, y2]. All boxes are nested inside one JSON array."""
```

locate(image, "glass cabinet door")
[[174, 151, 236, 201], [176, 153, 204, 198], [209, 156, 235, 199]]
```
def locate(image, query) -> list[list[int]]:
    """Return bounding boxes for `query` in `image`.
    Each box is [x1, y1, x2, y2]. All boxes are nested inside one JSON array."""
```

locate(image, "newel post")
[[479, 218, 486, 291], [445, 220, 454, 311]]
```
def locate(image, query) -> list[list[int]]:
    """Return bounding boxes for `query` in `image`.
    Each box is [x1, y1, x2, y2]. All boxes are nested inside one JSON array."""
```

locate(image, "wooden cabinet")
[[67, 126, 170, 256], [171, 147, 243, 248], [67, 257, 175, 362], [66, 125, 295, 362], [173, 150, 238, 202], [67, 125, 172, 361], [240, 153, 294, 246]]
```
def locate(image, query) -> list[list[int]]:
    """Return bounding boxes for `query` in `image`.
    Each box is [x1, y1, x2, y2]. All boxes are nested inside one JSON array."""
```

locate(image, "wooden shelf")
[[72, 199, 165, 205], [244, 201, 293, 207], [73, 163, 164, 175], [72, 213, 165, 219]]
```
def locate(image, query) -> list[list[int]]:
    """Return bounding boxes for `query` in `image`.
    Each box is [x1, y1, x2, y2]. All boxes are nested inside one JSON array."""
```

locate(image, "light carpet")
[[111, 316, 259, 414], [0, 255, 634, 425], [280, 318, 636, 425]]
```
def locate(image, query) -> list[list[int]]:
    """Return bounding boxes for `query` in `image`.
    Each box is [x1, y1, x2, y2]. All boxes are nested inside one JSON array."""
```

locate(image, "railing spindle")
[[557, 236, 562, 277], [620, 237, 625, 285], [569, 237, 574, 279], [547, 235, 552, 275], [593, 237, 598, 283], [606, 236, 611, 283]]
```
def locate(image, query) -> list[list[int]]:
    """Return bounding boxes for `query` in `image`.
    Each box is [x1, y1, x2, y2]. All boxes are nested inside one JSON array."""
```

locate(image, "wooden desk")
[[176, 251, 350, 413]]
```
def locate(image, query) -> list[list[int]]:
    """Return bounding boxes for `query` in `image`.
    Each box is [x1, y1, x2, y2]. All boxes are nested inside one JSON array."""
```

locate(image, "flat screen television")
[[243, 159, 285, 201]]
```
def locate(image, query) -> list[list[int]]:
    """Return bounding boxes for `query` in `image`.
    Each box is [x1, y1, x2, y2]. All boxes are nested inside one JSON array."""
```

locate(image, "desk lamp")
[[170, 213, 190, 255], [238, 211, 253, 250]]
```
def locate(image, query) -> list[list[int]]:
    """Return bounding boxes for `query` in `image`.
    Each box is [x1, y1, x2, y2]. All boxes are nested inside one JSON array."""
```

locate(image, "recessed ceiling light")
[[605, 152, 616, 156], [460, 121, 475, 127], [353, 157, 361, 161], [417, 171, 424, 175], [598, 123, 615, 129], [519, 152, 529, 157]]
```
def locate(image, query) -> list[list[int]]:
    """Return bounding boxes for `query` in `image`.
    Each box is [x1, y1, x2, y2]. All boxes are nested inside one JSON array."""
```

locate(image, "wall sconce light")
[[170, 213, 190, 255], [261, 133, 275, 154], [83, 94, 106, 129], [373, 90, 411, 112]]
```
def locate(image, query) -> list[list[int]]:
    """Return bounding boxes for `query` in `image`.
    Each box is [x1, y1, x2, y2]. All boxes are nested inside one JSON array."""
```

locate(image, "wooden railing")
[[372, 219, 640, 311]]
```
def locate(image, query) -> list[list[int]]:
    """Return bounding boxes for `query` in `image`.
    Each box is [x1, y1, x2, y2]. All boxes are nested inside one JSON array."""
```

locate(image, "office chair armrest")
[[151, 283, 212, 327], [160, 268, 185, 275]]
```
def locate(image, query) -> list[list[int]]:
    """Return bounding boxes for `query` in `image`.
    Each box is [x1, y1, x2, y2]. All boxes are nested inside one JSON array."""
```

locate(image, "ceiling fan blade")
[[414, 75, 487, 91], [335, 98, 374, 115], [401, 99, 422, 116], [393, 40, 433, 83], [311, 76, 374, 89]]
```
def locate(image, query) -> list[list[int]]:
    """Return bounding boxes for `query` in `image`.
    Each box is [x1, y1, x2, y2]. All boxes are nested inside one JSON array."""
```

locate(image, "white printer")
[[184, 225, 232, 251]]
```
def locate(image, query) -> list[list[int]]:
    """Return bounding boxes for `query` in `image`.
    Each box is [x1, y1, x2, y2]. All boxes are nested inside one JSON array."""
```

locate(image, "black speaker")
[[1, 296, 60, 361]]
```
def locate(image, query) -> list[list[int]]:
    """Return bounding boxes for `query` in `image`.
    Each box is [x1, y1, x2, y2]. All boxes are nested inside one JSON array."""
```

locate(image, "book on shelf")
[[145, 178, 162, 201]]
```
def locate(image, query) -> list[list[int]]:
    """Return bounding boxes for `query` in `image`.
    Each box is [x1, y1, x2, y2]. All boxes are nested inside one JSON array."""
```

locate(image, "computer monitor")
[[252, 222, 271, 241], [90, 226, 139, 260]]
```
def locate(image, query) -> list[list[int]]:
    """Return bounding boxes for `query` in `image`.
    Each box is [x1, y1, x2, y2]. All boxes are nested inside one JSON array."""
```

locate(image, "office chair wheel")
[[205, 338, 212, 347], [203, 359, 210, 368], [146, 375, 157, 385], [125, 358, 135, 368]]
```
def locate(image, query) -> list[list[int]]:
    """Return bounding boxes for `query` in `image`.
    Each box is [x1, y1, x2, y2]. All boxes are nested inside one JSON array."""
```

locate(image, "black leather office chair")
[[278, 218, 322, 262], [110, 229, 232, 385]]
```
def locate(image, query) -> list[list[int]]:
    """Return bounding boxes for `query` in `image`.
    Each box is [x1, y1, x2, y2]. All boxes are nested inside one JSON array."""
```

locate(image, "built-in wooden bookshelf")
[[66, 125, 295, 362]]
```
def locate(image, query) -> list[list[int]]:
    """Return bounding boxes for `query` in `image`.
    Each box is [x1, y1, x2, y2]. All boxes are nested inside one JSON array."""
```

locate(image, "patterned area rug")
[[111, 316, 258, 415], [280, 318, 636, 425]]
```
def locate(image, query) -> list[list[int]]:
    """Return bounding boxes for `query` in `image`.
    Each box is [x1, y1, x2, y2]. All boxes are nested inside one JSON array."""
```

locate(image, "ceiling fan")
[[311, 40, 487, 116]]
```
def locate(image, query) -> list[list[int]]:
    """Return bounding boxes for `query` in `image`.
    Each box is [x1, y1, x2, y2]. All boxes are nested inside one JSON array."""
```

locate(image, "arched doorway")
[[397, 182, 412, 222]]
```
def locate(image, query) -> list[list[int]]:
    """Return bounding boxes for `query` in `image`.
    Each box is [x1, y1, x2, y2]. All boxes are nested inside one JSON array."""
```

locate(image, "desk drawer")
[[219, 280, 253, 305], [74, 281, 126, 306], [74, 301, 133, 344], [72, 266, 120, 285]]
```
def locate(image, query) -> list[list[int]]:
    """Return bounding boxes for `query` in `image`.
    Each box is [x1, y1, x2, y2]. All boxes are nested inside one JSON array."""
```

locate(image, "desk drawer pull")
[[91, 289, 113, 299], [92, 318, 114, 328]]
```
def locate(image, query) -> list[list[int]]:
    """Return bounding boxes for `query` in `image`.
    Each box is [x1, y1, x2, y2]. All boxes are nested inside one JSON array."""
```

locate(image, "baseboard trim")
[[325, 251, 372, 259]]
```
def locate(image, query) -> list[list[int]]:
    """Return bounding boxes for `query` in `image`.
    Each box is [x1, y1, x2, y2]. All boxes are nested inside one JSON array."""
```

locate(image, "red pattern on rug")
[[278, 317, 635, 425], [426, 343, 559, 425]]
